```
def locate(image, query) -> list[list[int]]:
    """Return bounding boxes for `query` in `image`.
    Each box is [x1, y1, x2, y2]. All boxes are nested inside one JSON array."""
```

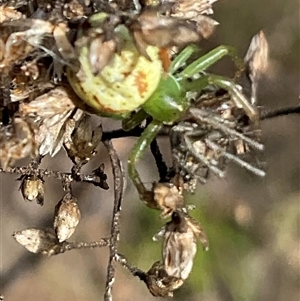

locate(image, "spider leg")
[[177, 45, 244, 80], [169, 45, 198, 74], [122, 109, 148, 131], [128, 120, 163, 206], [187, 74, 258, 121]]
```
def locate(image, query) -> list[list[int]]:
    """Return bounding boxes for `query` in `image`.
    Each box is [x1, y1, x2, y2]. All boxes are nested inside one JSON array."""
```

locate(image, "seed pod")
[[19, 175, 45, 205], [152, 182, 184, 217], [13, 228, 58, 254], [145, 261, 184, 297], [64, 114, 102, 165], [154, 210, 209, 280], [53, 193, 81, 242]]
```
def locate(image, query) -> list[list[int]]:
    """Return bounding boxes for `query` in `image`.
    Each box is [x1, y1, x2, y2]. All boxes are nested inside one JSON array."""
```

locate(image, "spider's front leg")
[[188, 74, 259, 121], [128, 120, 163, 207], [176, 45, 259, 121], [176, 45, 244, 79]]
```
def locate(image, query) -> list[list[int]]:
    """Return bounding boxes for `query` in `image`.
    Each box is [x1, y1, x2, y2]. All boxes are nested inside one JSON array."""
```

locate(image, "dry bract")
[[244, 30, 269, 104], [54, 193, 81, 242], [13, 228, 58, 254]]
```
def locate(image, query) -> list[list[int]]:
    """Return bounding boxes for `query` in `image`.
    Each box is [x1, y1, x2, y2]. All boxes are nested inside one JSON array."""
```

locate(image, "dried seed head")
[[154, 210, 209, 280], [64, 114, 102, 164], [53, 193, 81, 242], [152, 182, 184, 217], [13, 228, 58, 254], [145, 261, 184, 297], [19, 175, 45, 205], [19, 86, 83, 156], [163, 211, 197, 280]]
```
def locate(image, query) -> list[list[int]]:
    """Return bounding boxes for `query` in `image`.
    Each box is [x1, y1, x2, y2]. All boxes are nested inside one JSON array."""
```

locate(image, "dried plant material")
[[145, 260, 184, 297], [244, 31, 269, 80], [64, 114, 102, 164], [130, 7, 218, 58], [88, 35, 118, 75], [19, 175, 45, 205], [63, 0, 86, 21], [0, 4, 24, 23], [20, 86, 76, 119], [13, 228, 58, 254], [10, 62, 54, 103], [52, 22, 76, 62], [54, 193, 81, 242], [168, 0, 219, 18], [83, 164, 110, 189], [152, 182, 184, 217], [0, 117, 37, 170], [0, 28, 35, 70], [70, 13, 121, 75], [154, 210, 208, 280], [171, 57, 266, 186], [20, 86, 83, 156], [1, 3, 289, 300], [244, 31, 269, 104]]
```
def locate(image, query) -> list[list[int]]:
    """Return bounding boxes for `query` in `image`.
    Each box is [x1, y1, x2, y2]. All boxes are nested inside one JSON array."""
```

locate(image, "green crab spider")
[[67, 21, 258, 207]]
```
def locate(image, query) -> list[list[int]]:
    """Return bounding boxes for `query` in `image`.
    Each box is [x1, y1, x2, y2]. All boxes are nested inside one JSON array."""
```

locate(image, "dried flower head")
[[54, 193, 81, 242], [13, 228, 58, 254], [19, 175, 45, 205]]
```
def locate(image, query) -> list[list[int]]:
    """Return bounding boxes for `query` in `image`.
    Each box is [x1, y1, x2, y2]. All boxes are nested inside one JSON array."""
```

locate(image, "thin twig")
[[52, 238, 110, 255], [150, 138, 169, 182], [103, 140, 126, 301], [260, 106, 300, 120], [115, 253, 147, 283], [0, 165, 109, 190]]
